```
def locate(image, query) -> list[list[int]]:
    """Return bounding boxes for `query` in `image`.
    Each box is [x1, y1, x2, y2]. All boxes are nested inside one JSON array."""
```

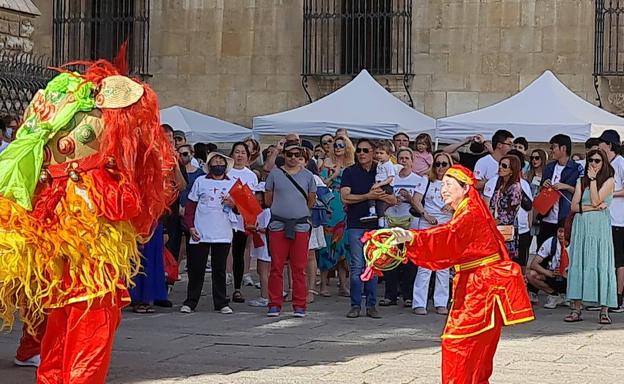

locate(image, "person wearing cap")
[[595, 130, 624, 313], [264, 140, 317, 318], [301, 139, 318, 175], [367, 165, 534, 384], [181, 152, 237, 315]]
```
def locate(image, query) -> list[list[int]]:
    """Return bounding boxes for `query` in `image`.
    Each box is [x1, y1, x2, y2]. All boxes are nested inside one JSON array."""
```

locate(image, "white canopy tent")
[[436, 70, 624, 143], [253, 70, 436, 139], [160, 105, 251, 143]]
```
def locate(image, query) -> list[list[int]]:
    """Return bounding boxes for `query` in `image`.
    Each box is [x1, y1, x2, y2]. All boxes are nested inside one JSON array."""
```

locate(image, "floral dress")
[[489, 182, 522, 259], [318, 166, 350, 271]]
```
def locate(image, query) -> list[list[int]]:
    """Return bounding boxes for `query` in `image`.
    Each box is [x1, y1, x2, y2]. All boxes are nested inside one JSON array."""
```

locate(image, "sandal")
[[404, 299, 412, 307], [232, 290, 245, 303], [599, 312, 612, 325], [320, 290, 331, 297], [379, 298, 398, 307], [564, 309, 583, 322], [133, 305, 147, 314]]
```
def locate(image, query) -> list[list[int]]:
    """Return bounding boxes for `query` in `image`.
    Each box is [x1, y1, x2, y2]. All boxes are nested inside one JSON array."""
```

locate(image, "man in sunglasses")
[[473, 130, 514, 191], [341, 139, 398, 319]]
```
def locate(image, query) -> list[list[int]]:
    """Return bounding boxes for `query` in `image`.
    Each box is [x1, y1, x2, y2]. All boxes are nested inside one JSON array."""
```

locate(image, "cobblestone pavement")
[[1, 274, 623, 383]]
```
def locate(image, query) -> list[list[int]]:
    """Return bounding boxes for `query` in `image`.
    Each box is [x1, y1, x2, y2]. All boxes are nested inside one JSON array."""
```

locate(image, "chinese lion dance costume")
[[362, 165, 534, 384], [0, 51, 177, 383]]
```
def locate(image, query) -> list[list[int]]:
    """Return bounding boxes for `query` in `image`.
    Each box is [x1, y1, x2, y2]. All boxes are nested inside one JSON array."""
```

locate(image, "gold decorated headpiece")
[[95, 75, 144, 109], [445, 165, 475, 186]]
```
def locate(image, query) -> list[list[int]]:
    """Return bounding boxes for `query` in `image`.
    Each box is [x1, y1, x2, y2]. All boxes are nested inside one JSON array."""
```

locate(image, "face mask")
[[209, 165, 226, 176], [5, 128, 13, 138]]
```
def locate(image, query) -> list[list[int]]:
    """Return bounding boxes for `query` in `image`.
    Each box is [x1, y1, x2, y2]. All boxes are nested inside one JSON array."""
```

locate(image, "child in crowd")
[[363, 141, 396, 227], [527, 225, 569, 309], [248, 183, 271, 307], [412, 133, 433, 176]]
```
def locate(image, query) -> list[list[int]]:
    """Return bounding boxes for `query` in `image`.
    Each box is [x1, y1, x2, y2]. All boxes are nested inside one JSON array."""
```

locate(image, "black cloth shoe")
[[153, 300, 173, 308]]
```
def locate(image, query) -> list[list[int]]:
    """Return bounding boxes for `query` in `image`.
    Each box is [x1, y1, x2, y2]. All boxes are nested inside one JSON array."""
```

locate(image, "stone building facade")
[[0, 1, 40, 54], [22, 0, 620, 128]]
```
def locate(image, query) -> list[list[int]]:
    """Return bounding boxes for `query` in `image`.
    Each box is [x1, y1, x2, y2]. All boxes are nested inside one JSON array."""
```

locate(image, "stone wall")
[[149, 0, 306, 128], [412, 0, 596, 118], [0, 1, 40, 54]]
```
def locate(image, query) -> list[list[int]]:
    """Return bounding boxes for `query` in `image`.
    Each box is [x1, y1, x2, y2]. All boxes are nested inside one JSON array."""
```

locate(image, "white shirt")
[[544, 164, 565, 224], [250, 208, 271, 262], [537, 237, 562, 271], [227, 167, 259, 231], [484, 176, 532, 234], [474, 154, 498, 182], [376, 160, 396, 185], [610, 155, 624, 227], [0, 141, 8, 153], [385, 172, 425, 218], [418, 179, 452, 228], [191, 157, 201, 168], [187, 177, 236, 244]]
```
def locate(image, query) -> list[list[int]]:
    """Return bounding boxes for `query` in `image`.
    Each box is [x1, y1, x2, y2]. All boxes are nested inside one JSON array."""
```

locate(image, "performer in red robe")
[[363, 165, 534, 384]]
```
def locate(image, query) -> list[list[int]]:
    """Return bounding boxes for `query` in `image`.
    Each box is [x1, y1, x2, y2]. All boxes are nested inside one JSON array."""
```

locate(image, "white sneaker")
[[544, 294, 565, 309], [226, 273, 233, 286], [180, 305, 192, 313], [248, 297, 269, 307], [243, 273, 255, 287], [529, 292, 539, 304], [220, 306, 233, 314], [14, 354, 40, 367]]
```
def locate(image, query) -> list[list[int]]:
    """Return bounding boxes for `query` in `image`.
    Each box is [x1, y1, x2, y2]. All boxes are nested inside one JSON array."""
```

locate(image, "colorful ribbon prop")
[[360, 229, 408, 282]]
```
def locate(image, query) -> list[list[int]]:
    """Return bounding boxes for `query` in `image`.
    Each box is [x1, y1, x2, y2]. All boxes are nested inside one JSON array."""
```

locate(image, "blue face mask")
[[5, 128, 13, 139]]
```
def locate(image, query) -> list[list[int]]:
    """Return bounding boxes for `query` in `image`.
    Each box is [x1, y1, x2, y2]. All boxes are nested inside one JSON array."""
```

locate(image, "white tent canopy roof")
[[160, 105, 251, 143], [437, 70, 624, 143], [253, 70, 435, 139]]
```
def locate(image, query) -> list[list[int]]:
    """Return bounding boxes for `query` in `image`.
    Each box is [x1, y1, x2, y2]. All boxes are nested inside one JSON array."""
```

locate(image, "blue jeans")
[[348, 228, 377, 308]]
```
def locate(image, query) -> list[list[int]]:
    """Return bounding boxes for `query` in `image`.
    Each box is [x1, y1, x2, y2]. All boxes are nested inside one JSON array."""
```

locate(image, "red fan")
[[228, 179, 264, 246]]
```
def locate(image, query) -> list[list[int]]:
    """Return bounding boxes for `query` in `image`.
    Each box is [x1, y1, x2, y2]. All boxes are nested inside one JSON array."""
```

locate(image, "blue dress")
[[130, 223, 168, 303], [567, 187, 617, 307]]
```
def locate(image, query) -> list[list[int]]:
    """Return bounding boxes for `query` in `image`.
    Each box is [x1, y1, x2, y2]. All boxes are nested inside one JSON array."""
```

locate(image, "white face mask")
[[5, 128, 13, 138]]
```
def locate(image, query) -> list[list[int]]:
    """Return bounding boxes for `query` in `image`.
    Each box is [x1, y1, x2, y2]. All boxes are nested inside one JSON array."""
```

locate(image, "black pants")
[[165, 214, 183, 262], [517, 232, 532, 267], [184, 242, 231, 310], [384, 263, 417, 301], [231, 231, 248, 290], [537, 221, 558, 248], [369, 185, 393, 217]]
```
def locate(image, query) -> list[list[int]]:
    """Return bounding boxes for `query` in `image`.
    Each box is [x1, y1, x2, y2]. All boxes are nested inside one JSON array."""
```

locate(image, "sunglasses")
[[530, 156, 541, 161], [285, 151, 302, 158], [434, 161, 449, 168], [179, 152, 190, 157], [355, 147, 371, 154], [587, 158, 602, 164], [499, 163, 510, 169], [174, 137, 184, 141], [322, 139, 333, 145], [334, 143, 346, 149]]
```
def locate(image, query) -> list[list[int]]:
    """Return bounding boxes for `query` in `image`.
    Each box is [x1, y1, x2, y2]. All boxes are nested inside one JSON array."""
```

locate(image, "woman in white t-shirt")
[[379, 148, 422, 307], [410, 152, 455, 316], [227, 142, 259, 304], [181, 152, 236, 314]]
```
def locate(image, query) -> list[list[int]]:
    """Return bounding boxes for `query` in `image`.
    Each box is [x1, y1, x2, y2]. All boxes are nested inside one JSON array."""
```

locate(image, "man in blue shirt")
[[341, 138, 397, 319]]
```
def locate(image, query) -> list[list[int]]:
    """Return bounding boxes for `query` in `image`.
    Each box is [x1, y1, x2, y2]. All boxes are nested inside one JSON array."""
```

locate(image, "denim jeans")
[[348, 228, 377, 308]]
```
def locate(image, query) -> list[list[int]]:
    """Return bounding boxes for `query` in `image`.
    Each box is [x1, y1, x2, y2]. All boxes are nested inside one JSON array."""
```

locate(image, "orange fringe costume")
[[362, 165, 534, 384], [0, 54, 176, 383]]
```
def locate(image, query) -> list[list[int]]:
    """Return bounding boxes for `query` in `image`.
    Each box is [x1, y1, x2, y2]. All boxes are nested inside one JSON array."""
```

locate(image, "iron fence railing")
[[0, 51, 56, 117]]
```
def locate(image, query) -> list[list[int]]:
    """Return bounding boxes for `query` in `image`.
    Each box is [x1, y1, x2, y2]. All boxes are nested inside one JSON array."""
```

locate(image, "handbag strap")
[[280, 167, 308, 203], [421, 179, 431, 207]]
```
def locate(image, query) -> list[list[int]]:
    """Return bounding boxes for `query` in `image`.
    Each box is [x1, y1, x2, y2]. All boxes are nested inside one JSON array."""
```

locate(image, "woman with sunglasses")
[[318, 135, 355, 297], [410, 152, 455, 315], [318, 134, 334, 170], [489, 156, 523, 260], [566, 149, 616, 324]]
